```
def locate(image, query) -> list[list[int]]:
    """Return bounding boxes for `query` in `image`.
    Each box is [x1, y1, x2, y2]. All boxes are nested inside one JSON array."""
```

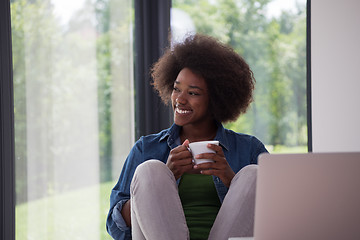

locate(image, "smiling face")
[[171, 68, 213, 128]]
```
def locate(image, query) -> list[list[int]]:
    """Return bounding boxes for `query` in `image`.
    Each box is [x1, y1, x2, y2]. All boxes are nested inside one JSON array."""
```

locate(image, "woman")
[[106, 34, 268, 240]]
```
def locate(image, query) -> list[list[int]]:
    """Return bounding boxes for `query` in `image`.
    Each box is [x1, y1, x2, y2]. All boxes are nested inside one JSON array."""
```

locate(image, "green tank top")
[[178, 173, 221, 240]]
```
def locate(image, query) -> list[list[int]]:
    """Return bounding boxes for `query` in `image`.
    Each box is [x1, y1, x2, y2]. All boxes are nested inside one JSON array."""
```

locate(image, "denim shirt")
[[106, 122, 268, 240]]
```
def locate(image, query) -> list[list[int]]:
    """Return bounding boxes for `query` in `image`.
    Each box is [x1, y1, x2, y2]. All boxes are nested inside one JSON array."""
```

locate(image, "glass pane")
[[171, 0, 307, 153], [11, 0, 134, 239]]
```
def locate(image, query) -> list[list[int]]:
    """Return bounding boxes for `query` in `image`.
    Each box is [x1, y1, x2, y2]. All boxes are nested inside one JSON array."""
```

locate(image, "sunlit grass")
[[16, 181, 115, 240], [266, 145, 308, 153]]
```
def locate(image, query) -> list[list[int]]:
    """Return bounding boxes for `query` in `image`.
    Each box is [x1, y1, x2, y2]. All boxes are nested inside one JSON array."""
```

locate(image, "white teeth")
[[176, 108, 191, 114]]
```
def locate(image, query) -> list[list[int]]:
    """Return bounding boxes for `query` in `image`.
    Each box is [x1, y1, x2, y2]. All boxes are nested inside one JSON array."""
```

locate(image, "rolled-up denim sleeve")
[[112, 200, 130, 230], [106, 199, 131, 239], [106, 200, 130, 239], [106, 139, 144, 240]]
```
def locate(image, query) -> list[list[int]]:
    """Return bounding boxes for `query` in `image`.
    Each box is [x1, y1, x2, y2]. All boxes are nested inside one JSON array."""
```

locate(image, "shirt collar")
[[160, 122, 229, 151], [214, 121, 229, 152], [159, 124, 181, 149]]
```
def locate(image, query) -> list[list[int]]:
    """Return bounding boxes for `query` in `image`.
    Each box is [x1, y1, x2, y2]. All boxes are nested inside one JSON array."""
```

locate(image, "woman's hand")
[[166, 139, 194, 180], [193, 143, 235, 187]]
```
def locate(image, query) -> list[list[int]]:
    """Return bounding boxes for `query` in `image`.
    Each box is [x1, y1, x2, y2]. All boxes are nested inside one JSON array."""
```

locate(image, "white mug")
[[188, 140, 219, 165]]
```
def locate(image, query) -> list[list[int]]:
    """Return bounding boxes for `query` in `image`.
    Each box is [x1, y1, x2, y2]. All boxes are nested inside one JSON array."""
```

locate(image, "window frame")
[[0, 0, 311, 239], [306, 0, 312, 152], [134, 0, 173, 140], [1, 0, 15, 239]]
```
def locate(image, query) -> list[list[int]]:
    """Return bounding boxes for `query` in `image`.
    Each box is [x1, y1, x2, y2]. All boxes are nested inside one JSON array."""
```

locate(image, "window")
[[3, 0, 309, 239], [172, 0, 308, 153], [11, 0, 134, 239]]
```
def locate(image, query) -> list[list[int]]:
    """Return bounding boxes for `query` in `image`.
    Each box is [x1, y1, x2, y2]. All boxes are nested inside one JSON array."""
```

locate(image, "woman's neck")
[[180, 121, 218, 143]]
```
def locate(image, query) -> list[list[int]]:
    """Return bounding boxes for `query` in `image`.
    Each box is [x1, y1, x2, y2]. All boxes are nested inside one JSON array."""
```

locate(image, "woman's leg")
[[208, 164, 258, 240], [130, 160, 189, 240]]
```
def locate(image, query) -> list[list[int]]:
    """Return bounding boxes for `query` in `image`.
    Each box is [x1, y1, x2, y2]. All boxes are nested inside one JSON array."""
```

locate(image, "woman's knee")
[[230, 164, 258, 187], [241, 164, 258, 175], [132, 160, 175, 187], [134, 160, 167, 176]]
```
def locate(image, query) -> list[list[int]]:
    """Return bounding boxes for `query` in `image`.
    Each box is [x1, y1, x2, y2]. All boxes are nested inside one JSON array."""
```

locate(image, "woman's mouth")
[[175, 107, 192, 115]]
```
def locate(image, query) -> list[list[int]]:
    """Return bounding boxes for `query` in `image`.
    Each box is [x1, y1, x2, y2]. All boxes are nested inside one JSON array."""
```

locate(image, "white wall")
[[311, 0, 360, 152]]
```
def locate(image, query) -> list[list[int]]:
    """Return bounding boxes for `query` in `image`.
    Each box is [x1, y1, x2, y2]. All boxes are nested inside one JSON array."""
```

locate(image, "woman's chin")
[[174, 120, 186, 126], [173, 115, 189, 126], [173, 118, 191, 127]]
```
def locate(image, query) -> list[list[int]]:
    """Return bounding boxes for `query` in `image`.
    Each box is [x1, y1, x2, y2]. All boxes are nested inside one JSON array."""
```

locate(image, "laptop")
[[252, 152, 360, 240]]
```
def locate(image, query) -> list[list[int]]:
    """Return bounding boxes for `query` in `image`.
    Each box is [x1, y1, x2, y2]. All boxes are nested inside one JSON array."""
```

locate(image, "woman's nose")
[[176, 93, 186, 105]]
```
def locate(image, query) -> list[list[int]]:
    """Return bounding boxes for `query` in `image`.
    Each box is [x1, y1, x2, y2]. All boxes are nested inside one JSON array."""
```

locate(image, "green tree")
[[11, 0, 28, 204], [173, 0, 307, 150], [95, 0, 113, 182]]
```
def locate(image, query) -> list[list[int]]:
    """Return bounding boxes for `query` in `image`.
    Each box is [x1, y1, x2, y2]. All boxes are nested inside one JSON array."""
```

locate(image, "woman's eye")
[[189, 92, 199, 96], [173, 87, 180, 92]]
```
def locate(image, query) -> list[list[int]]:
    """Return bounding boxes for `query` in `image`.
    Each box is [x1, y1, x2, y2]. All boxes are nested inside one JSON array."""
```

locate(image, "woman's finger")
[[207, 144, 224, 155]]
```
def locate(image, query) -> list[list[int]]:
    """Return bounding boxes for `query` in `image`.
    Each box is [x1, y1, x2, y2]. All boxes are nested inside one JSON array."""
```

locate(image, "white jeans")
[[130, 160, 258, 240]]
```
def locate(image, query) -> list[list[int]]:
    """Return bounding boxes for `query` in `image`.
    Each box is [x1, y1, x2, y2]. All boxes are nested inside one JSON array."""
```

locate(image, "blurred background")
[[10, 0, 306, 239]]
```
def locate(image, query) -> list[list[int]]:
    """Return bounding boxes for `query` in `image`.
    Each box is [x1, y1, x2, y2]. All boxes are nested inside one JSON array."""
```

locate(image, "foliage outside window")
[[172, 0, 307, 153], [11, 0, 133, 239], [10, 0, 306, 239]]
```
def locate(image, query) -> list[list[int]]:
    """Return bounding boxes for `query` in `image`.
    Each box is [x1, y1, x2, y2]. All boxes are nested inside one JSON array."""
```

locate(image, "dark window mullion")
[[306, 0, 312, 152], [0, 0, 15, 239], [134, 0, 173, 140]]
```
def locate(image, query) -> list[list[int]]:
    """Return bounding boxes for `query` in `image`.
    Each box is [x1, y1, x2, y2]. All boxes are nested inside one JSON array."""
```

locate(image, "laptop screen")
[[254, 152, 360, 240]]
